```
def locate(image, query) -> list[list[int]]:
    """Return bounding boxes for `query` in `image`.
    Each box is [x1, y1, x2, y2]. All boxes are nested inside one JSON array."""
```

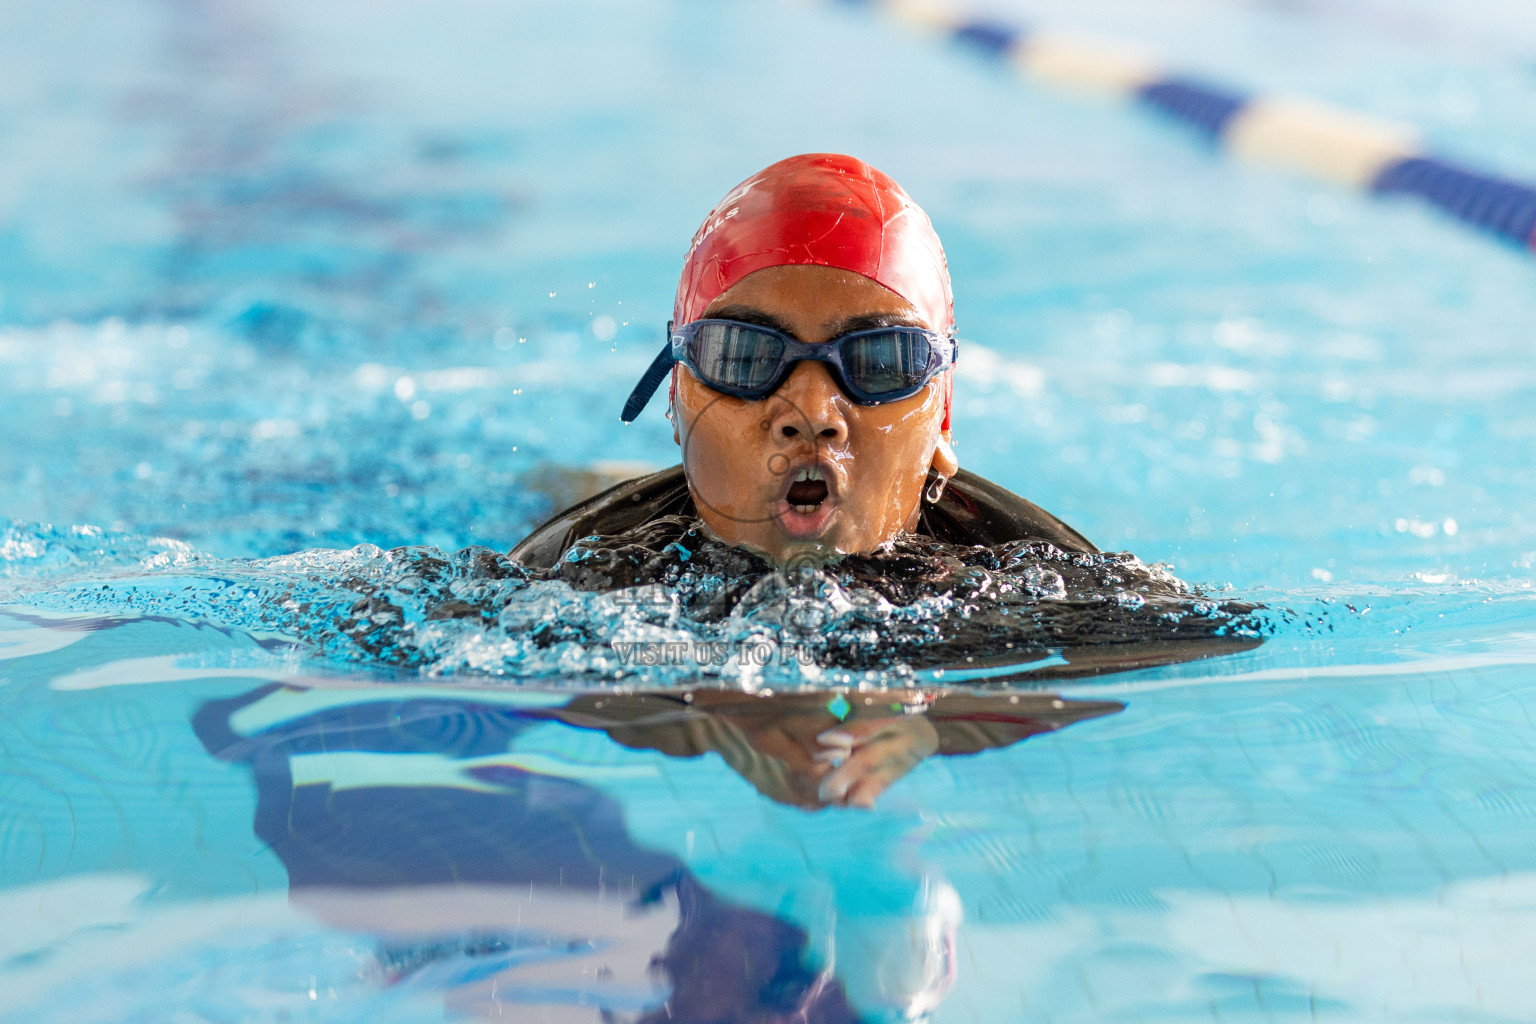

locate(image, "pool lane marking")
[[837, 0, 1536, 254]]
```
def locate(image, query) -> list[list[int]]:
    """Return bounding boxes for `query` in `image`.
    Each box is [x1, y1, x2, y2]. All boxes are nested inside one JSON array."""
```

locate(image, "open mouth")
[[785, 465, 829, 514], [776, 462, 839, 539]]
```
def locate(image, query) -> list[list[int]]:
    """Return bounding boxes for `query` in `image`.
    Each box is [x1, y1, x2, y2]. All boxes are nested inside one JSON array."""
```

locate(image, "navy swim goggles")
[[620, 319, 957, 423]]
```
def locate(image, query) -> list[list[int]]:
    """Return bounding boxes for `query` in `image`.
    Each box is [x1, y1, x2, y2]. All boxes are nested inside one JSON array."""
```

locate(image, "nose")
[[767, 360, 847, 447]]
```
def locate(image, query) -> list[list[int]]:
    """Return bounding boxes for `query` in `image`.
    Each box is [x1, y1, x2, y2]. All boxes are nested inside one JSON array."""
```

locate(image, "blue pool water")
[[4, 0, 1536, 1019]]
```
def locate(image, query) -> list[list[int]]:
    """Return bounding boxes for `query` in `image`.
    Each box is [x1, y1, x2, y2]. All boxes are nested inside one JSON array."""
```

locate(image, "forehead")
[[700, 265, 927, 334]]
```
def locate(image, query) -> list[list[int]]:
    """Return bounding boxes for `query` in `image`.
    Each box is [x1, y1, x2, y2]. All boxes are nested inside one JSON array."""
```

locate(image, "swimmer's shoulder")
[[919, 469, 1098, 553], [509, 465, 695, 570]]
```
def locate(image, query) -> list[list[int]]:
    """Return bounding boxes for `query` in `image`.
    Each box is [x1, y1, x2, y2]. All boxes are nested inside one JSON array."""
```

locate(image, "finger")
[[819, 756, 872, 804], [817, 740, 896, 803], [819, 764, 854, 804], [815, 729, 856, 748], [844, 775, 891, 809], [825, 738, 930, 805], [818, 718, 900, 747]]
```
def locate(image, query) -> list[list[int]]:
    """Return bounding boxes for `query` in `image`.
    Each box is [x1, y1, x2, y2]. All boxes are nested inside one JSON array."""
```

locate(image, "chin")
[[775, 501, 837, 541], [769, 527, 879, 568]]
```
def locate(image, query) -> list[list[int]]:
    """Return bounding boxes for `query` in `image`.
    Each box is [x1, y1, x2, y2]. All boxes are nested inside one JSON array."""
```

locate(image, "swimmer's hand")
[[813, 716, 940, 809]]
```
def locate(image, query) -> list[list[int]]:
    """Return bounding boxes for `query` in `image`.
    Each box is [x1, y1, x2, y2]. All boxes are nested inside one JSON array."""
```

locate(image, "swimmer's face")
[[671, 264, 958, 566]]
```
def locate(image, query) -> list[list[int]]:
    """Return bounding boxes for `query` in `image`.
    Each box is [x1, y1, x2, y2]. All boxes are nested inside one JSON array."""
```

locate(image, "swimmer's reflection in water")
[[560, 687, 1122, 810], [195, 683, 1119, 1019]]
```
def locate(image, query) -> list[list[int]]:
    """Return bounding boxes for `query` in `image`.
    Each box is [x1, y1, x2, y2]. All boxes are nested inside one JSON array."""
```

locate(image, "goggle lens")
[[687, 321, 786, 393], [842, 332, 934, 397]]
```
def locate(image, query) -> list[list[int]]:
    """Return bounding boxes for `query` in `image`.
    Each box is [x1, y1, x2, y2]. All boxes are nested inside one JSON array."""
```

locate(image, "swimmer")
[[513, 152, 1095, 569], [507, 154, 1262, 677]]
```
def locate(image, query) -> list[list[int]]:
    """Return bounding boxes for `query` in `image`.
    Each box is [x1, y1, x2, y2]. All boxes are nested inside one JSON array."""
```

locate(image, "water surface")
[[4, 0, 1536, 1019]]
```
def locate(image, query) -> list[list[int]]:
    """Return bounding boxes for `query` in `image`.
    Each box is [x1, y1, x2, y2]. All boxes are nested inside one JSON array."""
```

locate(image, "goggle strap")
[[620, 340, 678, 423]]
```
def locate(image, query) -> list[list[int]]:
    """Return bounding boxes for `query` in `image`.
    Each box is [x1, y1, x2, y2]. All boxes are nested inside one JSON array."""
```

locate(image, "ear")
[[929, 432, 959, 479]]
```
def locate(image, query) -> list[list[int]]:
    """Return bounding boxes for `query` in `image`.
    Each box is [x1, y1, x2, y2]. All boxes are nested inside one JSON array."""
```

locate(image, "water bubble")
[[1021, 566, 1066, 600]]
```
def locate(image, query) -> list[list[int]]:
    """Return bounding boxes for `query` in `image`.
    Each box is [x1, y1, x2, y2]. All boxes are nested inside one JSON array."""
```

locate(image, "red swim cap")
[[673, 153, 954, 334]]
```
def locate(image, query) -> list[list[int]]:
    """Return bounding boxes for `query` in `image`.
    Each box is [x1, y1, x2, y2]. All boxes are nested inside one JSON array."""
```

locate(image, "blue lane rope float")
[[832, 0, 1536, 254]]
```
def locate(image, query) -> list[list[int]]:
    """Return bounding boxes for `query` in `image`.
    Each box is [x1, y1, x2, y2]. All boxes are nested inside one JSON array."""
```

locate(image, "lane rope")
[[831, 0, 1536, 253]]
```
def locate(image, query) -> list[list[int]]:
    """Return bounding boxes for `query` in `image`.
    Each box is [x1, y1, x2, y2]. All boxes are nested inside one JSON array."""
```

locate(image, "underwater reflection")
[[556, 688, 1122, 810], [194, 683, 1120, 1019]]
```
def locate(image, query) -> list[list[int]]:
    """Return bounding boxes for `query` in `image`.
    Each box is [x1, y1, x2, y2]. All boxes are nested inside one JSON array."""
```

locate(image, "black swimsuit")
[[509, 464, 1095, 569]]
